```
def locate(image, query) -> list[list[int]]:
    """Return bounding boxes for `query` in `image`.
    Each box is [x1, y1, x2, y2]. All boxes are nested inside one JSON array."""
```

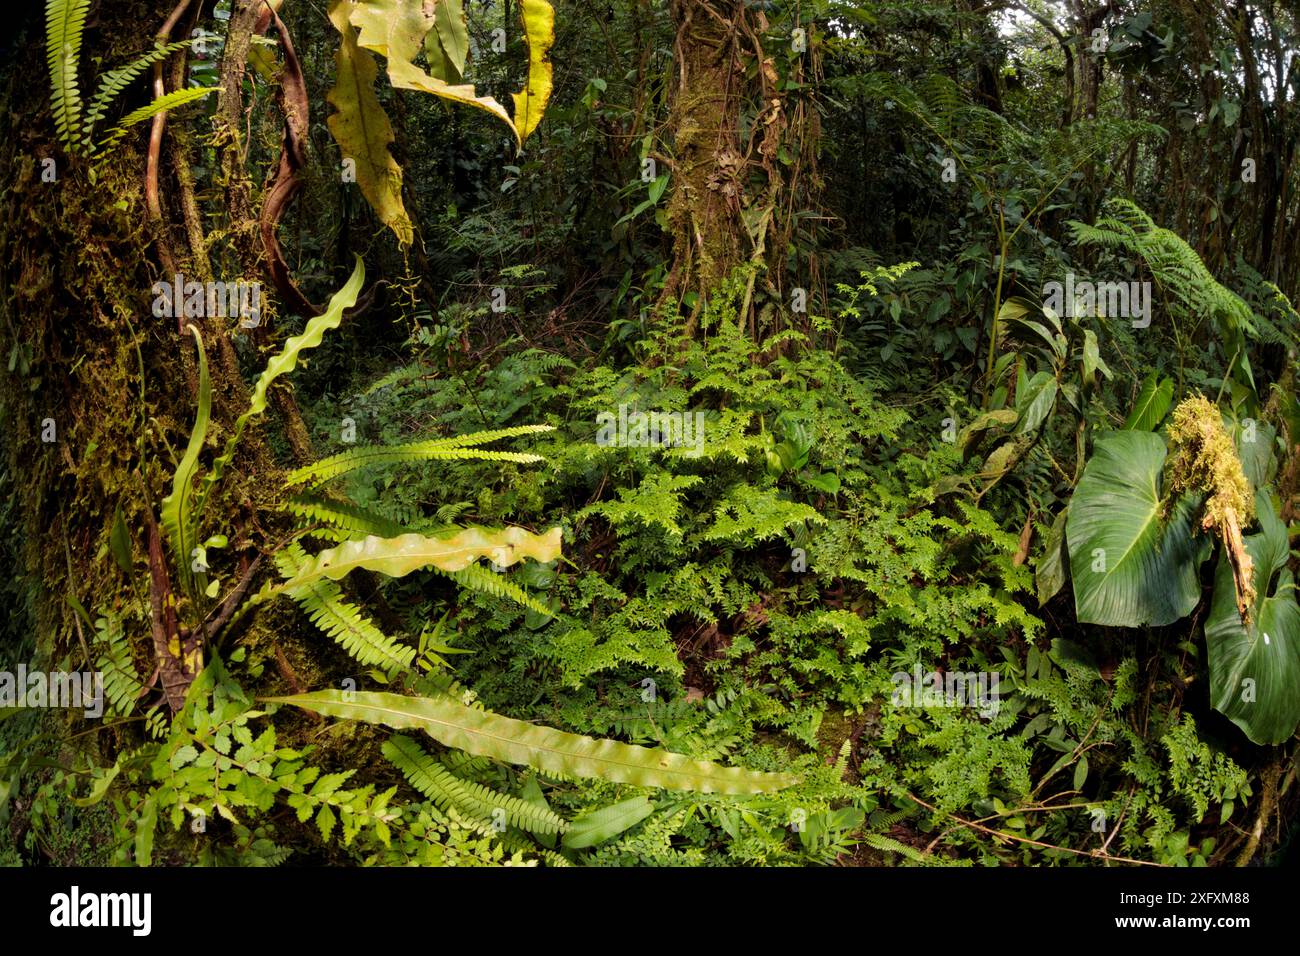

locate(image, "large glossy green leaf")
[[1122, 371, 1174, 431], [1206, 491, 1300, 745], [264, 690, 799, 794], [1066, 431, 1206, 626]]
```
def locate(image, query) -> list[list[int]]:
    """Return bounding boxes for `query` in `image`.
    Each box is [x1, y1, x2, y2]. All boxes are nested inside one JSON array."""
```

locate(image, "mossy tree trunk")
[[0, 1, 290, 728], [659, 0, 822, 337]]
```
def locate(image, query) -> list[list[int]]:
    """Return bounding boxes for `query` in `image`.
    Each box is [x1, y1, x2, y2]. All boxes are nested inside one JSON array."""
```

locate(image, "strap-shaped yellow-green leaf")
[[278, 526, 563, 590], [325, 0, 413, 247], [349, 0, 518, 144], [161, 324, 211, 599], [264, 690, 800, 794], [511, 0, 555, 142]]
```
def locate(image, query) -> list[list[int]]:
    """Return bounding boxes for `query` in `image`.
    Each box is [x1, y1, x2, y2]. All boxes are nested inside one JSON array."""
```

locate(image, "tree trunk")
[[659, 0, 821, 337], [0, 0, 288, 719]]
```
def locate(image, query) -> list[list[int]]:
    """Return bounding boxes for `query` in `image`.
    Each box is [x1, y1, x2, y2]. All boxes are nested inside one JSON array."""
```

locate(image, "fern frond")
[[863, 832, 928, 862], [364, 364, 428, 395], [284, 494, 408, 539], [383, 734, 568, 835], [46, 0, 91, 149], [438, 561, 554, 617], [274, 543, 416, 672], [94, 85, 216, 155], [418, 424, 556, 449], [286, 426, 554, 486], [82, 40, 193, 148], [93, 613, 142, 717], [440, 750, 494, 780]]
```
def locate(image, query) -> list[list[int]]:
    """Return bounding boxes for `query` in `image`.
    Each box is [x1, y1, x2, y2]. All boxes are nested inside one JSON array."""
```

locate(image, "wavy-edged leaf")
[[429, 0, 469, 82], [161, 324, 211, 599], [562, 795, 654, 848], [1206, 491, 1300, 744], [266, 690, 800, 793], [278, 526, 563, 590], [325, 0, 413, 247], [1066, 431, 1206, 626], [511, 0, 555, 141], [194, 256, 364, 523], [1123, 371, 1174, 431]]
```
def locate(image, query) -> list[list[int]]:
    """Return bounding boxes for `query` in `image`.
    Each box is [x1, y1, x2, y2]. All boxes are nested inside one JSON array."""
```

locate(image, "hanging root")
[[1167, 395, 1256, 621]]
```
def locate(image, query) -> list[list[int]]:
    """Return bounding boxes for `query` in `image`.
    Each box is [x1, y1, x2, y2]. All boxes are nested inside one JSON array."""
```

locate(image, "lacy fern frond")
[[274, 543, 416, 672], [382, 734, 568, 836]]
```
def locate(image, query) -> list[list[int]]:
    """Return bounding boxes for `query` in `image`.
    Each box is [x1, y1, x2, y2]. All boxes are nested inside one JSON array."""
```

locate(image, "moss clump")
[[1167, 395, 1254, 531], [1166, 395, 1256, 618]]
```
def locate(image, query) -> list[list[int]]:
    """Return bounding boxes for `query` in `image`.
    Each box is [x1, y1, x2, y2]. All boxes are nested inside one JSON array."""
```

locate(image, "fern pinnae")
[[93, 85, 217, 154], [284, 494, 408, 539], [440, 561, 555, 617], [285, 442, 547, 487], [81, 40, 193, 149], [275, 543, 416, 672], [383, 734, 568, 836], [46, 0, 91, 149]]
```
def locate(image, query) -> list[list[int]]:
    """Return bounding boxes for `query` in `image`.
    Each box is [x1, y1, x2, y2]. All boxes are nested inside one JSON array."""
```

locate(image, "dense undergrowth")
[[2, 0, 1298, 868]]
